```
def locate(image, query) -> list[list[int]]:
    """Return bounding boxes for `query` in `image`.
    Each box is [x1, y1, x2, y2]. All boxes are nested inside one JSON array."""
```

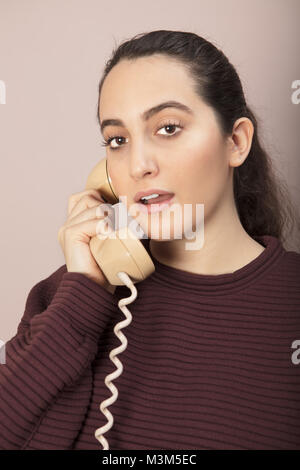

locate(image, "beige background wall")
[[0, 0, 299, 342]]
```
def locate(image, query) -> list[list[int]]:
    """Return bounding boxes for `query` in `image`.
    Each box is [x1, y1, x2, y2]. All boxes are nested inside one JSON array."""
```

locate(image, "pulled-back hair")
[[97, 29, 299, 248]]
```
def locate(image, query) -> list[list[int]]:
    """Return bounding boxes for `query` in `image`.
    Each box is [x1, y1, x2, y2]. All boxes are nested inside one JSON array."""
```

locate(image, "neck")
[[149, 197, 265, 276]]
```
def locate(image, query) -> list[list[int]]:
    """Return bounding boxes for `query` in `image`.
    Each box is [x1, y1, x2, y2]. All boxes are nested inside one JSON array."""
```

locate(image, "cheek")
[[180, 132, 228, 207], [107, 161, 127, 201]]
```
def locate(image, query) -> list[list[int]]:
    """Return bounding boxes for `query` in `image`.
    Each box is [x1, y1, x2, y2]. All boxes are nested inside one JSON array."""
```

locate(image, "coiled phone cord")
[[94, 271, 137, 450]]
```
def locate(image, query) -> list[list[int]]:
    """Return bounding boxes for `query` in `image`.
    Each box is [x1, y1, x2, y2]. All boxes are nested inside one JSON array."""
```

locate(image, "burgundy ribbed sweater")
[[0, 235, 300, 450]]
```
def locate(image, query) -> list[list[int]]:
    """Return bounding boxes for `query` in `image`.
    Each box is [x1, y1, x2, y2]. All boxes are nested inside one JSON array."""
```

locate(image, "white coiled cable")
[[94, 271, 137, 450]]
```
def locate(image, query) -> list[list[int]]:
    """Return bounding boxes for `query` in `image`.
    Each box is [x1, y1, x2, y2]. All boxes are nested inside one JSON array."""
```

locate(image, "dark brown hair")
[[97, 30, 299, 248]]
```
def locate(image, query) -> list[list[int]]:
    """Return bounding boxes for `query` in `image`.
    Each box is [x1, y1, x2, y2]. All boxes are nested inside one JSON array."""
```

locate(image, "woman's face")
[[98, 54, 233, 241]]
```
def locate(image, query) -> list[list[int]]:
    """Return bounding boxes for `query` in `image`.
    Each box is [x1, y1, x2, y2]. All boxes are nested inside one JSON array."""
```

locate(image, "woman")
[[1, 30, 299, 451]]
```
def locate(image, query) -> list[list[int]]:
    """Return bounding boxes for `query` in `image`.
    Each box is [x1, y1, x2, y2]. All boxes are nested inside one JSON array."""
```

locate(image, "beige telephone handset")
[[85, 157, 155, 286], [85, 158, 155, 450]]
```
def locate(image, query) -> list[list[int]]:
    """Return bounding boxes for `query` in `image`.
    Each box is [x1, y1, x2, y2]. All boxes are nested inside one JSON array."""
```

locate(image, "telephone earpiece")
[[85, 158, 119, 204], [85, 158, 155, 286]]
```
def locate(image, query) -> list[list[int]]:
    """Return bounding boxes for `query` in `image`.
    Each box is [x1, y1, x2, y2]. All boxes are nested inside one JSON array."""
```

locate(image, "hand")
[[58, 189, 116, 294]]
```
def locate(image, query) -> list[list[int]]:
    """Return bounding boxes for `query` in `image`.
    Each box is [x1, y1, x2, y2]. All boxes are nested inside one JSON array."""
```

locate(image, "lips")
[[136, 194, 175, 214], [134, 189, 174, 203], [140, 193, 172, 204]]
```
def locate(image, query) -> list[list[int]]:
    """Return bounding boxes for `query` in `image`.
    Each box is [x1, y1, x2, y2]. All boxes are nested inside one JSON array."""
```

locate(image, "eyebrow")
[[100, 100, 194, 133]]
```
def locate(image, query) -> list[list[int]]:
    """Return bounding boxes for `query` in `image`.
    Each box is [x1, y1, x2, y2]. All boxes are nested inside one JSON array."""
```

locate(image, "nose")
[[128, 145, 158, 181]]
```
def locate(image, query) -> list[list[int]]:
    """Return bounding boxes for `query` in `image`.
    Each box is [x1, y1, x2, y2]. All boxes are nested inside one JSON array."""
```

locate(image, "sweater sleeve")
[[0, 266, 119, 450]]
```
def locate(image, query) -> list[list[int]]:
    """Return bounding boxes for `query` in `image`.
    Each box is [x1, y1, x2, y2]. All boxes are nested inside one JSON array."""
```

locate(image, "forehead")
[[99, 55, 200, 120]]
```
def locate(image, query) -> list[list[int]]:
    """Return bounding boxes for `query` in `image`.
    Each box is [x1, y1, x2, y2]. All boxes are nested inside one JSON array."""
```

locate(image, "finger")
[[67, 202, 114, 227], [63, 217, 113, 244], [68, 189, 104, 217], [59, 199, 104, 248], [68, 193, 107, 221]]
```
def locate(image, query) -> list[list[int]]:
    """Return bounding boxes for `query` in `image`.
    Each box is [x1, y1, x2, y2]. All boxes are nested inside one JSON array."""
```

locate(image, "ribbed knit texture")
[[0, 235, 299, 450]]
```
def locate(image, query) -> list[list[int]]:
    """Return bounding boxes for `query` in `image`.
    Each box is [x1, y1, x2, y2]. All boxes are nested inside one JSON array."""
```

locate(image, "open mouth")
[[139, 193, 174, 205], [137, 194, 175, 213]]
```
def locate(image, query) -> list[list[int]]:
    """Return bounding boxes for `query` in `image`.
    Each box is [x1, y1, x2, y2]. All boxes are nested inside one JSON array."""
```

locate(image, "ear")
[[227, 117, 254, 168]]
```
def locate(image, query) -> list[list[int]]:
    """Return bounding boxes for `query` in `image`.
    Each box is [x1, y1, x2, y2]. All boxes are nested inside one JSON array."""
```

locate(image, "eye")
[[156, 120, 183, 137], [101, 120, 183, 151], [101, 135, 128, 150]]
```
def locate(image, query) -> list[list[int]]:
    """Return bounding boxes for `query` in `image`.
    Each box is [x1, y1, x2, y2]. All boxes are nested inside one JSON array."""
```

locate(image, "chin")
[[128, 201, 193, 241], [139, 220, 185, 242]]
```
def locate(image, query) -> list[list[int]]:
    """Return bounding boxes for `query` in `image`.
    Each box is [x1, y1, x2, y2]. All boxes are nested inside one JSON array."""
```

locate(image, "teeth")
[[140, 193, 159, 201]]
